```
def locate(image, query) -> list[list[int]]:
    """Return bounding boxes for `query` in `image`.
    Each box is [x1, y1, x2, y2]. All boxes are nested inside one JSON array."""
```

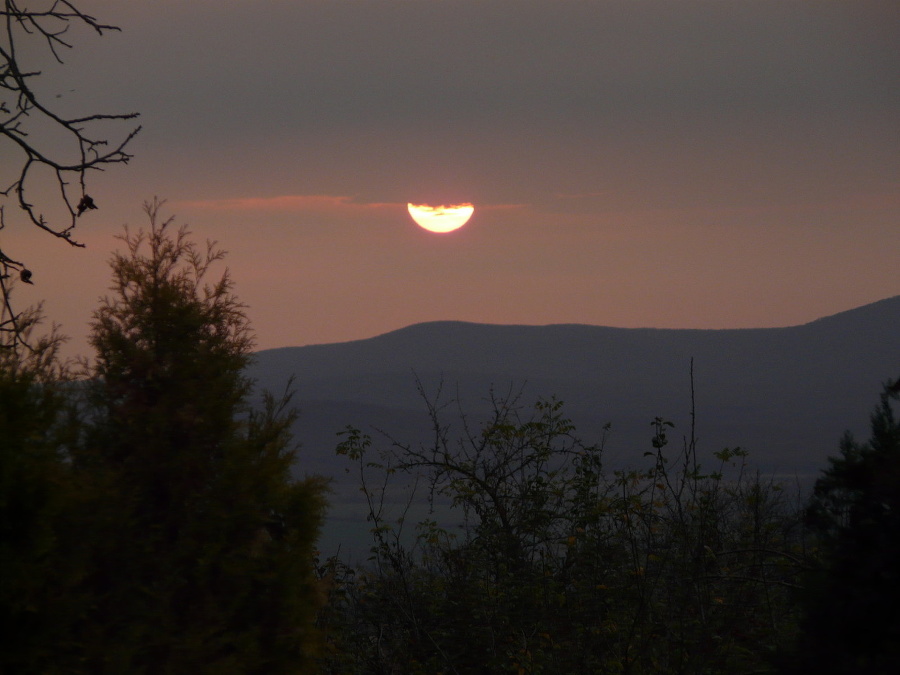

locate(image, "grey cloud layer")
[[77, 1, 898, 129], [42, 1, 898, 208]]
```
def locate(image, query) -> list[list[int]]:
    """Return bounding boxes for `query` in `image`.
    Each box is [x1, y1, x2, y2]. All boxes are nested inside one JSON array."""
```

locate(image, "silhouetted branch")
[[1, 1, 140, 346]]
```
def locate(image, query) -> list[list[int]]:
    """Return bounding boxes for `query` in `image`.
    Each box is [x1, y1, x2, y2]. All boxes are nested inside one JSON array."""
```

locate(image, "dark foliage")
[[322, 380, 810, 674], [1, 203, 327, 674], [783, 380, 900, 674], [0, 313, 84, 673]]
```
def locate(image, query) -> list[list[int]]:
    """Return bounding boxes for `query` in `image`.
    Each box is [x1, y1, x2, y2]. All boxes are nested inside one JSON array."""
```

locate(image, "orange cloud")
[[177, 195, 528, 215], [176, 195, 400, 214]]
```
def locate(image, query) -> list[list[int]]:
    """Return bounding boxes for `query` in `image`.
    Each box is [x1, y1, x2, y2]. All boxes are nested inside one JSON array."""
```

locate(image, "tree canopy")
[[784, 380, 900, 673], [321, 384, 809, 674], [1, 202, 327, 674]]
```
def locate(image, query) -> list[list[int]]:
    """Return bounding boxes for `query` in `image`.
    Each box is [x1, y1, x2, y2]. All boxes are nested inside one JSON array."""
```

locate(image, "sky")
[[3, 0, 898, 359]]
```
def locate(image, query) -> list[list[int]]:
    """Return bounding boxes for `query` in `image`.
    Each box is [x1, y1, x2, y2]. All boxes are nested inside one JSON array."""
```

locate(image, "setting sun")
[[407, 203, 474, 233]]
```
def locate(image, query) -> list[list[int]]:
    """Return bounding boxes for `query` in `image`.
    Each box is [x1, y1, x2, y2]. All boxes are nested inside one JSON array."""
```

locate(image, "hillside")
[[245, 296, 898, 555], [249, 296, 898, 477]]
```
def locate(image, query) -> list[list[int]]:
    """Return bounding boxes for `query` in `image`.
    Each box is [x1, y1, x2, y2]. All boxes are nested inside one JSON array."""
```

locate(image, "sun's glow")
[[407, 203, 474, 233]]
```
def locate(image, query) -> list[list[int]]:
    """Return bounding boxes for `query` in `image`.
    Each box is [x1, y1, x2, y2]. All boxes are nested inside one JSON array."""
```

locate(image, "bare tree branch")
[[1, 0, 140, 348]]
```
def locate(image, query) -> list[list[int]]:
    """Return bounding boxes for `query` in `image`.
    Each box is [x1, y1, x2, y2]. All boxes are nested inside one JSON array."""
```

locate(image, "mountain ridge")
[[248, 296, 898, 481], [261, 295, 900, 356]]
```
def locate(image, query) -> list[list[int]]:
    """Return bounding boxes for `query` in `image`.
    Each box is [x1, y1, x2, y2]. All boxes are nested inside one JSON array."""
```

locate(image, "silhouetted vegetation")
[[318, 379, 813, 674], [316, 378, 900, 674], [1, 202, 897, 673], [1, 203, 325, 674], [780, 380, 900, 674], [1, 2, 140, 346], [0, 308, 82, 673]]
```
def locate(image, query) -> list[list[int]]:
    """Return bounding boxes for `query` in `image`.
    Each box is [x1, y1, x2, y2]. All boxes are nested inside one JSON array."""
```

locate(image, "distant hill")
[[250, 296, 897, 471], [247, 297, 898, 552]]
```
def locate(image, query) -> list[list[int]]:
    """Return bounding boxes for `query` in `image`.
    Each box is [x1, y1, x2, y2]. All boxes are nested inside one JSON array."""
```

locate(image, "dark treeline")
[[316, 380, 900, 674], [1, 203, 326, 674], [2, 205, 898, 674]]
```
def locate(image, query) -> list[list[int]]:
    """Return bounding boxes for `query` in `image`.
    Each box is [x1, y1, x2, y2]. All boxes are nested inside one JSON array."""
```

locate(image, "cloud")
[[177, 195, 529, 216], [102, 0, 899, 136], [176, 195, 400, 214]]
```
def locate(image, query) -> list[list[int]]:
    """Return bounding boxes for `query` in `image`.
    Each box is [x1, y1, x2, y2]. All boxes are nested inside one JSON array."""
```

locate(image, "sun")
[[408, 203, 474, 233]]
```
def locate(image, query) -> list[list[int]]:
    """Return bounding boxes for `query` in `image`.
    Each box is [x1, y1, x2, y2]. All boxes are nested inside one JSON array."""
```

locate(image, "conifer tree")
[[785, 380, 900, 673], [75, 200, 326, 674], [0, 308, 84, 673]]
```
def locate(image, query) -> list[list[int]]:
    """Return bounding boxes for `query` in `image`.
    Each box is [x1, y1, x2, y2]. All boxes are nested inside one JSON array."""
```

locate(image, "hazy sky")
[[4, 0, 898, 358]]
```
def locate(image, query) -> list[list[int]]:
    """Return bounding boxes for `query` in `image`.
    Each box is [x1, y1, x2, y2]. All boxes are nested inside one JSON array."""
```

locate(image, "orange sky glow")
[[1, 1, 897, 360]]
